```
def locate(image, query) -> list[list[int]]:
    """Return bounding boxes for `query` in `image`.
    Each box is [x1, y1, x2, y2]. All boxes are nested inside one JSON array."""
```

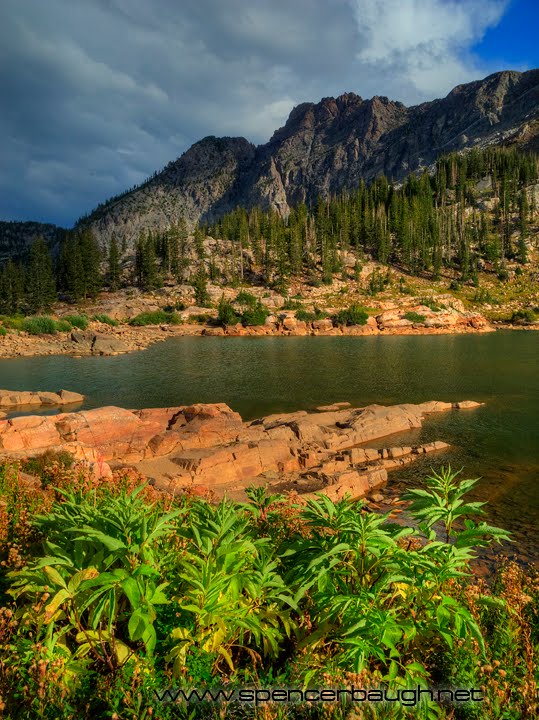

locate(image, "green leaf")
[[128, 608, 148, 642], [121, 577, 142, 609], [388, 660, 399, 682], [43, 566, 67, 589]]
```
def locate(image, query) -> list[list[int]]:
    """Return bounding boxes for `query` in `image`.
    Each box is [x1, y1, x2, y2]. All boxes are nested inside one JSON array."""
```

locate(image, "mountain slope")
[[68, 69, 539, 248]]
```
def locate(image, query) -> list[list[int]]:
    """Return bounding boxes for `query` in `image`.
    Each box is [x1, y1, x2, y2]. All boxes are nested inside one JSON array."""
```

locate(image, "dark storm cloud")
[[0, 0, 511, 226]]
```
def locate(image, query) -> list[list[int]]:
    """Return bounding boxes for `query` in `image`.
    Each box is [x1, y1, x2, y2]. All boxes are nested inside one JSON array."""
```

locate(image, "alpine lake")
[[1, 330, 537, 571]]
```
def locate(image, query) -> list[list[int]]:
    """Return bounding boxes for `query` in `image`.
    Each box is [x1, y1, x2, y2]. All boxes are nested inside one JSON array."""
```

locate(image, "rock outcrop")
[[0, 399, 483, 500], [0, 389, 84, 410], [70, 330, 130, 355]]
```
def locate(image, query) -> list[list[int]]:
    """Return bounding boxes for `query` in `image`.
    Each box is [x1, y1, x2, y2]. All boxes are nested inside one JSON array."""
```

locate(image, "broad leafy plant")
[[8, 486, 181, 670], [167, 499, 296, 676]]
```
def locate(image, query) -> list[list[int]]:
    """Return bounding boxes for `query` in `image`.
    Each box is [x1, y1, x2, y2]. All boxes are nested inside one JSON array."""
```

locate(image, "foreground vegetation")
[[0, 457, 537, 719]]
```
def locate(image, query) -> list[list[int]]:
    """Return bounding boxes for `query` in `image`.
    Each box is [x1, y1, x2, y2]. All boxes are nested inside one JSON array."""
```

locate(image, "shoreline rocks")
[[0, 399, 482, 501], [0, 388, 84, 410], [0, 301, 497, 360]]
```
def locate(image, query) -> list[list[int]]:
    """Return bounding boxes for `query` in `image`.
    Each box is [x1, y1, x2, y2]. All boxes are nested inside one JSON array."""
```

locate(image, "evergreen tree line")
[[0, 217, 195, 314], [1, 147, 537, 316], [206, 146, 538, 284], [0, 230, 114, 315]]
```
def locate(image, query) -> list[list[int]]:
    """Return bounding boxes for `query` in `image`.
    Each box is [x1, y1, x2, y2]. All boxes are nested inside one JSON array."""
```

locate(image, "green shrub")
[[64, 314, 88, 330], [235, 290, 258, 307], [1, 463, 528, 719], [334, 304, 369, 326], [241, 302, 269, 326], [191, 270, 211, 307], [296, 307, 328, 323], [54, 319, 72, 332], [367, 268, 388, 295], [511, 308, 537, 324], [398, 278, 414, 295], [473, 289, 497, 305], [22, 316, 58, 335], [295, 309, 316, 322], [217, 297, 240, 327], [163, 301, 187, 312], [0, 326, 6, 336], [0, 315, 25, 330], [128, 310, 182, 326], [404, 311, 427, 324], [92, 313, 119, 326]]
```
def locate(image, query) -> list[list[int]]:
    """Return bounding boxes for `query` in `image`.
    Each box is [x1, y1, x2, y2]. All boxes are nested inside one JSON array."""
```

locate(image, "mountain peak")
[[74, 68, 539, 250]]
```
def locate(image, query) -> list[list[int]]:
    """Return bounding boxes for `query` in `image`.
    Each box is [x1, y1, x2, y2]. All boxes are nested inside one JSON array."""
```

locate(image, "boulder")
[[91, 333, 129, 355], [288, 419, 327, 444], [58, 389, 85, 405], [315, 466, 387, 501], [0, 416, 61, 452], [168, 404, 243, 449], [70, 330, 93, 346], [282, 316, 298, 331], [0, 399, 477, 500], [452, 400, 483, 409], [349, 447, 381, 463], [330, 404, 425, 449]]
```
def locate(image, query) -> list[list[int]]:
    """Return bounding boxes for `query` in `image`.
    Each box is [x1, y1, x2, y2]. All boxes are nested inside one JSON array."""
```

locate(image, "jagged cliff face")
[[11, 69, 539, 253], [84, 136, 256, 252], [244, 70, 539, 212]]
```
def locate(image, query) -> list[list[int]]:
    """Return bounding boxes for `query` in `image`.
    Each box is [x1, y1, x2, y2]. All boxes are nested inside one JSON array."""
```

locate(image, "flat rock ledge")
[[0, 399, 483, 501], [0, 389, 84, 410]]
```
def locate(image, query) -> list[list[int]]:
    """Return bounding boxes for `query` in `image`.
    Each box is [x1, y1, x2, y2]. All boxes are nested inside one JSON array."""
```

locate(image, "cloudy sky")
[[1, 0, 538, 227]]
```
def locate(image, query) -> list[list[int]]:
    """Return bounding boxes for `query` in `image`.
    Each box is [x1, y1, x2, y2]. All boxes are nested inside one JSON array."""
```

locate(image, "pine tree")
[[192, 268, 210, 307], [26, 237, 56, 313], [0, 260, 24, 315]]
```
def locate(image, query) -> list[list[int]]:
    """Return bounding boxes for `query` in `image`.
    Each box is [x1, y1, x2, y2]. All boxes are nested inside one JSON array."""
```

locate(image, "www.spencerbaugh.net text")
[[154, 685, 484, 708]]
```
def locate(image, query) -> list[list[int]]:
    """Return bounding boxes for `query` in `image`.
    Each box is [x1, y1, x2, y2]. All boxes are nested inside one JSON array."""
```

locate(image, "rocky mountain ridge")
[[3, 69, 539, 255], [78, 69, 539, 249]]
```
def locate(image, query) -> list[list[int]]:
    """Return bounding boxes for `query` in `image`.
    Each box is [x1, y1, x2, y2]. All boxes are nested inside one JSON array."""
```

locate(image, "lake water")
[[0, 331, 537, 567]]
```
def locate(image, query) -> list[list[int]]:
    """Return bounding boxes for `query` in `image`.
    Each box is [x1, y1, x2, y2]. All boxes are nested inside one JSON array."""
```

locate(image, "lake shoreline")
[[2, 318, 533, 361]]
